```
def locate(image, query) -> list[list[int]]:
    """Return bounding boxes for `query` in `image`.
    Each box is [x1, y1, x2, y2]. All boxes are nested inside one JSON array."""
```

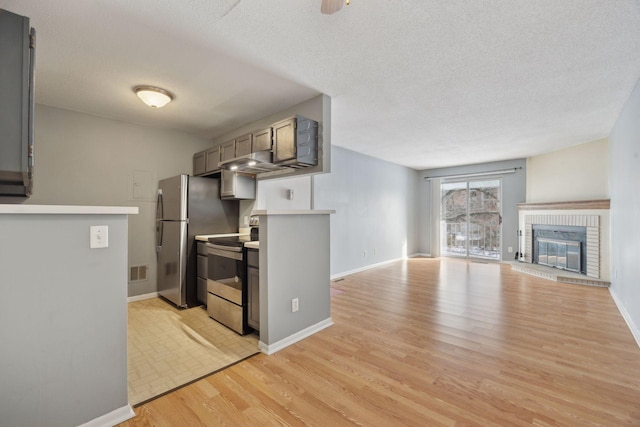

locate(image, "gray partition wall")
[[0, 212, 131, 426]]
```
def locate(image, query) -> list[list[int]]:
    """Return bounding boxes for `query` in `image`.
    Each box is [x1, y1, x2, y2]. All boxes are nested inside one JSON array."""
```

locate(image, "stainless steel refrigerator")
[[156, 174, 238, 308]]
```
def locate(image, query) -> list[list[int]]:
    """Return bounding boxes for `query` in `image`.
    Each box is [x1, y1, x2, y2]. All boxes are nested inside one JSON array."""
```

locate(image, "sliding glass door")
[[440, 179, 501, 260]]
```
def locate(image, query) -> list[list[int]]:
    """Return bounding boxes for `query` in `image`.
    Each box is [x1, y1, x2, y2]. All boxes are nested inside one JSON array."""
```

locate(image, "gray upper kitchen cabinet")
[[220, 140, 236, 162], [0, 9, 35, 198], [205, 146, 220, 173], [235, 133, 252, 157], [193, 147, 220, 176], [252, 127, 272, 152], [272, 116, 318, 166], [220, 169, 255, 200], [193, 151, 206, 176], [273, 118, 296, 163]]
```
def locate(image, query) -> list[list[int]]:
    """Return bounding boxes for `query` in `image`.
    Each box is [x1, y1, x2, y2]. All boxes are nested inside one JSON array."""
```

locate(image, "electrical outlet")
[[291, 298, 299, 312], [508, 247, 513, 253], [363, 250, 367, 258], [90, 225, 108, 249]]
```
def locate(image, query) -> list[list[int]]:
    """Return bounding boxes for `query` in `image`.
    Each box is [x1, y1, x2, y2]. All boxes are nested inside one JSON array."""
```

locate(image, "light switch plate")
[[90, 225, 109, 249]]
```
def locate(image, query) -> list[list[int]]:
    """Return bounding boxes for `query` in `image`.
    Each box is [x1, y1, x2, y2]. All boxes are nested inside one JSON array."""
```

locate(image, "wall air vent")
[[129, 265, 148, 282]]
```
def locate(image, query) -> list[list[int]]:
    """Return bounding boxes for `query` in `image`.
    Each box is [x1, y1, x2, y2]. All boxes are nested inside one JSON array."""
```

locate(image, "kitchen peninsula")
[[254, 209, 335, 354], [0, 205, 137, 427]]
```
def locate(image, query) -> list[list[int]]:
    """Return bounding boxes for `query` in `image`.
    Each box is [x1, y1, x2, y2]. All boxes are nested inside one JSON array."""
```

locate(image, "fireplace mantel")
[[518, 199, 610, 210]]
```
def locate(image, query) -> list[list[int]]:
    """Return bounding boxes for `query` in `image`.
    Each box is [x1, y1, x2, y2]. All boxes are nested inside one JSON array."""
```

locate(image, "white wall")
[[255, 175, 312, 211], [314, 146, 419, 276], [27, 105, 212, 297], [609, 77, 640, 345], [526, 138, 610, 203]]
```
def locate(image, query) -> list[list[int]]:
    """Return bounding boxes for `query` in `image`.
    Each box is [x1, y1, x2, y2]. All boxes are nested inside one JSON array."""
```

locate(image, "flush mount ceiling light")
[[134, 86, 174, 108], [321, 0, 350, 15]]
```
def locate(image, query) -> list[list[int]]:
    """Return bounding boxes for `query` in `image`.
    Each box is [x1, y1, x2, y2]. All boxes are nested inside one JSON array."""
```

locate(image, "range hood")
[[218, 151, 284, 174]]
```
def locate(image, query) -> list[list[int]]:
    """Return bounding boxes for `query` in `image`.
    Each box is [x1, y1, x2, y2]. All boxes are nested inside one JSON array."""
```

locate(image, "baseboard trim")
[[331, 257, 407, 280], [258, 318, 334, 355], [330, 254, 432, 281], [609, 287, 640, 349], [77, 404, 135, 427], [127, 292, 159, 303]]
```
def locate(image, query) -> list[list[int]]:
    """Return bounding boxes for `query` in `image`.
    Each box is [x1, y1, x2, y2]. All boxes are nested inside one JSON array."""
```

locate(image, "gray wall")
[[418, 159, 527, 260], [260, 213, 331, 345], [609, 77, 640, 342], [27, 105, 212, 297], [0, 213, 129, 426], [314, 146, 419, 276]]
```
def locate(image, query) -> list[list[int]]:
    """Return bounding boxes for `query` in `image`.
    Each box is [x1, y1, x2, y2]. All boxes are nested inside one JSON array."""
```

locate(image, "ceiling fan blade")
[[321, 0, 344, 15]]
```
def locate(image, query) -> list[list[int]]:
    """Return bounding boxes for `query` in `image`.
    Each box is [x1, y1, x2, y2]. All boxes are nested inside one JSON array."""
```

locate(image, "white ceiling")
[[2, 0, 639, 170]]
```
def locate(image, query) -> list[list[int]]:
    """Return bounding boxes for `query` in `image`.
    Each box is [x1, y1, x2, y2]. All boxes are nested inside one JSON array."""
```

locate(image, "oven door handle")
[[207, 243, 243, 252], [206, 245, 244, 260]]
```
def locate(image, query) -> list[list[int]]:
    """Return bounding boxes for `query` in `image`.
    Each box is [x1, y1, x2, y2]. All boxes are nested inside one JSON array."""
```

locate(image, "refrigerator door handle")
[[155, 189, 164, 252], [156, 220, 163, 252], [156, 188, 164, 220]]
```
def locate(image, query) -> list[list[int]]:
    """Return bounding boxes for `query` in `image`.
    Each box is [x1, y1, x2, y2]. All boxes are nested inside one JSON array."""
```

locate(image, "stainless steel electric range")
[[205, 229, 257, 335]]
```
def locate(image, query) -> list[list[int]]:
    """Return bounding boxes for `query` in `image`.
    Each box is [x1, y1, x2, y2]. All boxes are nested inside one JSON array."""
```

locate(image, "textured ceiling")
[[1, 0, 639, 170]]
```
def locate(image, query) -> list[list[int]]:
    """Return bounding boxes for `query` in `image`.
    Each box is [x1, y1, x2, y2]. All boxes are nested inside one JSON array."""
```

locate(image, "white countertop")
[[252, 209, 335, 216], [244, 241, 259, 249], [0, 204, 138, 215], [195, 233, 248, 242]]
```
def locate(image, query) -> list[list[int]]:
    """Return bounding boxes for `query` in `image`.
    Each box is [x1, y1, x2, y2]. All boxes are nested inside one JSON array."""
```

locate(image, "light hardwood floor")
[[119, 258, 640, 426]]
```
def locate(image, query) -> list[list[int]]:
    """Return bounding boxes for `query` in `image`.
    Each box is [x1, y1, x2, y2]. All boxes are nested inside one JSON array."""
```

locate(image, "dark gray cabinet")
[[252, 127, 272, 152], [0, 9, 35, 198], [273, 118, 296, 163], [193, 147, 220, 176], [205, 146, 220, 173], [220, 169, 256, 200], [197, 242, 208, 305], [246, 248, 259, 331], [193, 151, 206, 176], [192, 116, 317, 180], [235, 133, 252, 157], [220, 140, 236, 162], [272, 116, 318, 166]]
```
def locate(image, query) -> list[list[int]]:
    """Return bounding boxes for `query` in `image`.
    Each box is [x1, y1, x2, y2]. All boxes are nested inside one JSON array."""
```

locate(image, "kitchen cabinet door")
[[252, 127, 272, 152], [247, 265, 260, 330], [273, 118, 296, 163], [193, 151, 206, 176], [220, 169, 235, 198], [235, 133, 252, 157], [221, 140, 236, 162], [205, 146, 220, 172]]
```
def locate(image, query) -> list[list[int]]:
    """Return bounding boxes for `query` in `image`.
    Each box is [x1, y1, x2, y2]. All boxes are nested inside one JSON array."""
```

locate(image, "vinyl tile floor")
[[127, 297, 259, 406]]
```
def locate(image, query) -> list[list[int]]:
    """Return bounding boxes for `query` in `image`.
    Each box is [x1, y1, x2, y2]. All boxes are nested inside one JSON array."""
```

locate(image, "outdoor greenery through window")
[[440, 179, 501, 260]]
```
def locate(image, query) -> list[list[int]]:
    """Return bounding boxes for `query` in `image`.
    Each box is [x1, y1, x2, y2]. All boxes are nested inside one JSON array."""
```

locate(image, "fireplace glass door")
[[440, 179, 501, 260]]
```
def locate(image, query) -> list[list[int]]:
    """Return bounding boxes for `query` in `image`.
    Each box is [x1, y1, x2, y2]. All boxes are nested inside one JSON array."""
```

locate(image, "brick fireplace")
[[518, 200, 610, 281]]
